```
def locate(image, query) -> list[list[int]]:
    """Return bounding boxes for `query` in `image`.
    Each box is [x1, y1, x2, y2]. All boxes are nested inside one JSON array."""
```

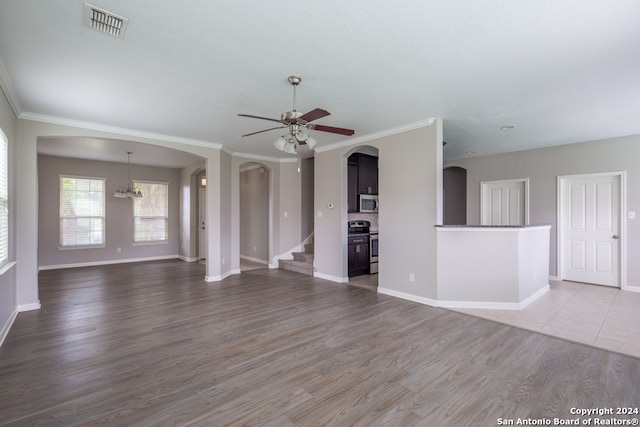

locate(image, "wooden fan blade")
[[238, 114, 282, 124], [299, 108, 330, 123], [312, 124, 355, 136], [241, 126, 286, 137]]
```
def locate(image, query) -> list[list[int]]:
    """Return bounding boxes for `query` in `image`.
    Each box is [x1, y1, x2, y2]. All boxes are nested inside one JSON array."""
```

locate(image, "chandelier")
[[113, 151, 142, 198], [273, 124, 317, 154]]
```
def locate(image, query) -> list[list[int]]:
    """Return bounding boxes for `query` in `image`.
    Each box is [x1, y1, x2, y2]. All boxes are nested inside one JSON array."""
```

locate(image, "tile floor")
[[451, 281, 640, 359]]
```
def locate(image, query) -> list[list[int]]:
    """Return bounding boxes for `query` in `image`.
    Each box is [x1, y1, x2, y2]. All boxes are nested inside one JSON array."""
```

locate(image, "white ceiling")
[[1, 0, 639, 165]]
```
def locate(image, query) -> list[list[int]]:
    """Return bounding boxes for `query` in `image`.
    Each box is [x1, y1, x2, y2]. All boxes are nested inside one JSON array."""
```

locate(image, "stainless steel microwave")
[[359, 194, 378, 212]]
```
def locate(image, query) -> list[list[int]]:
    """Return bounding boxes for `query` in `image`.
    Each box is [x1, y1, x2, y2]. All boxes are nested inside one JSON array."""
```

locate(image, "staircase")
[[278, 241, 314, 276]]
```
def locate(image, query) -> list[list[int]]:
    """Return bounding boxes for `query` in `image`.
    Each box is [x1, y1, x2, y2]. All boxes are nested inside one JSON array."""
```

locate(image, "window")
[[133, 181, 168, 243], [0, 129, 8, 267], [59, 176, 106, 248]]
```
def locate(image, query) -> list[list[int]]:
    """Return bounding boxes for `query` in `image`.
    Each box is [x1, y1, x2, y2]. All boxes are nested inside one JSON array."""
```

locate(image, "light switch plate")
[[629, 211, 636, 219]]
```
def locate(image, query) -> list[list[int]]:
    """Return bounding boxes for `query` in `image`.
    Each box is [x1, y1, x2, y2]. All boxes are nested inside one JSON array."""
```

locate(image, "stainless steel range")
[[369, 232, 378, 274]]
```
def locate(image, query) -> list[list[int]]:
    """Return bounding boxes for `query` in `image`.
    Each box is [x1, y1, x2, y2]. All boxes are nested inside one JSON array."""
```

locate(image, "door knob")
[[613, 235, 619, 239]]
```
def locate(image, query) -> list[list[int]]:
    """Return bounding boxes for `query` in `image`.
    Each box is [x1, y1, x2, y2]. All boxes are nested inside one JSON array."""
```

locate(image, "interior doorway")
[[481, 178, 529, 226], [558, 172, 624, 288], [443, 166, 467, 225], [239, 162, 270, 270]]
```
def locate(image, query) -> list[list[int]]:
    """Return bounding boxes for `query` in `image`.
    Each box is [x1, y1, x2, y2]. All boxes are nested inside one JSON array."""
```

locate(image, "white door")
[[560, 174, 620, 287], [481, 179, 528, 225], [199, 188, 207, 260]]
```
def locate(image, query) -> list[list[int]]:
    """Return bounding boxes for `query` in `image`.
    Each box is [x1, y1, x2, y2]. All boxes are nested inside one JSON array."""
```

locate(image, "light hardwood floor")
[[1, 260, 639, 426]]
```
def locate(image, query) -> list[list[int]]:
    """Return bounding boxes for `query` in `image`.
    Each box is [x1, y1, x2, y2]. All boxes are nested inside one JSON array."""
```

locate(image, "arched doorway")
[[345, 145, 379, 290], [239, 162, 271, 271], [443, 166, 467, 225]]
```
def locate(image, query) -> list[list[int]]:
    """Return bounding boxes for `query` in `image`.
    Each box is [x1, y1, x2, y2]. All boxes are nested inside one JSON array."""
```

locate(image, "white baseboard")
[[437, 285, 550, 310], [623, 285, 640, 293], [205, 270, 235, 282], [313, 271, 348, 283], [549, 275, 560, 281], [17, 301, 41, 312], [179, 255, 198, 262], [377, 287, 439, 307], [0, 310, 18, 348], [377, 285, 549, 311], [39, 255, 180, 270]]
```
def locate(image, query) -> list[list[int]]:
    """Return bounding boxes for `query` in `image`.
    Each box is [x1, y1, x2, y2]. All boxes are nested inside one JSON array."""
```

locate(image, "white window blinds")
[[133, 181, 168, 243], [0, 129, 8, 267], [59, 176, 106, 247]]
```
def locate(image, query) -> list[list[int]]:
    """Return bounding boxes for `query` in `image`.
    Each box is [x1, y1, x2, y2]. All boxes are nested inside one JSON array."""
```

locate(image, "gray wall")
[[0, 89, 17, 337], [38, 155, 181, 268], [314, 120, 443, 300], [445, 135, 640, 286], [240, 165, 269, 262]]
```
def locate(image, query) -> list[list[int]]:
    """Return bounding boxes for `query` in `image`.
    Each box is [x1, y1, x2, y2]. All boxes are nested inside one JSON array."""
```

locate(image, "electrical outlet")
[[116, 247, 121, 253], [409, 273, 415, 282]]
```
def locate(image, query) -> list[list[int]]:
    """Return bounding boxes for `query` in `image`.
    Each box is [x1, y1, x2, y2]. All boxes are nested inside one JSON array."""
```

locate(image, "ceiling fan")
[[238, 76, 355, 154]]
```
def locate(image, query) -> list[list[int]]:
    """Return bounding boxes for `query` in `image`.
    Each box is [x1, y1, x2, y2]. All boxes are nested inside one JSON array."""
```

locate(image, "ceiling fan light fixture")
[[240, 75, 355, 154], [295, 126, 309, 142], [273, 136, 288, 151], [283, 141, 297, 154], [306, 136, 317, 150]]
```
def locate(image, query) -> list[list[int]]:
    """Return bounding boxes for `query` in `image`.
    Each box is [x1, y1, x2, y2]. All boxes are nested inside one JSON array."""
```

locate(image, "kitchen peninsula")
[[435, 225, 552, 309]]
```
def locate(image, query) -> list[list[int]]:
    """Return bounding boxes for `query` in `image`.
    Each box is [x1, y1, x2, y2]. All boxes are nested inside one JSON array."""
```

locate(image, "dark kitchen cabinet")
[[348, 161, 359, 212], [347, 153, 378, 212], [348, 234, 369, 277], [357, 154, 378, 195]]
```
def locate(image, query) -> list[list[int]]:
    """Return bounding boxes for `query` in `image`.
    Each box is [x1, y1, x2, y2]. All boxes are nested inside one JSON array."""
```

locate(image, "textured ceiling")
[[1, 0, 639, 164]]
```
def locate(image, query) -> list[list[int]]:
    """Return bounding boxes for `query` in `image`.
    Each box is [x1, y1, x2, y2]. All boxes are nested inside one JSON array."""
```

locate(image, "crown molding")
[[18, 111, 224, 150], [314, 117, 436, 153], [231, 150, 296, 163], [0, 55, 23, 117]]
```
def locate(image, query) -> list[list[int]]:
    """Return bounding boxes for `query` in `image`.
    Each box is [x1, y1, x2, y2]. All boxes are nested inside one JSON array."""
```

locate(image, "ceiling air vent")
[[83, 3, 128, 39]]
